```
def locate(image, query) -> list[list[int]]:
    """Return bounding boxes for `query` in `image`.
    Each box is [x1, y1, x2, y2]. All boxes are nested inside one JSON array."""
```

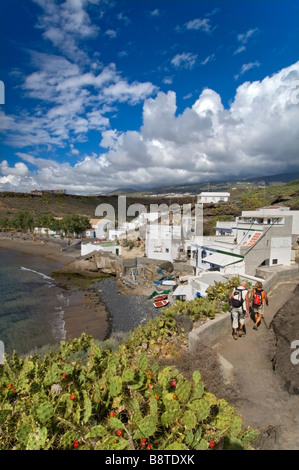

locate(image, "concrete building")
[[145, 224, 185, 262], [197, 192, 230, 204], [191, 206, 299, 277], [233, 206, 298, 275], [190, 241, 245, 275]]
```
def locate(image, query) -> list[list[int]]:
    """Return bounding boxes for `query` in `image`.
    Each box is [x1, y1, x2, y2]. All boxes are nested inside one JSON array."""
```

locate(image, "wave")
[[20, 266, 54, 281], [51, 307, 66, 341]]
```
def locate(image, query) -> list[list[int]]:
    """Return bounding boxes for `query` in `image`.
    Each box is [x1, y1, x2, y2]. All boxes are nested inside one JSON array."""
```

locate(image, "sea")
[[0, 247, 70, 356]]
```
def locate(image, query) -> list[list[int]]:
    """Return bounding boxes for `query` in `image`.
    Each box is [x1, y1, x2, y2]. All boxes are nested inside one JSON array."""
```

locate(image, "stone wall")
[[189, 312, 231, 351]]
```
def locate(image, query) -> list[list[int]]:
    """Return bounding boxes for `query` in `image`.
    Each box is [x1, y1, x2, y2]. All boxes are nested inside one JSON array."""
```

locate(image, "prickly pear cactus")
[[0, 324, 259, 451], [36, 402, 54, 424]]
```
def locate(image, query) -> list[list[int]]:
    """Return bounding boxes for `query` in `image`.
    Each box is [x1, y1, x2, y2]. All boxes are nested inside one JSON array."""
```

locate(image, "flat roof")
[[172, 285, 192, 296], [203, 252, 243, 267], [199, 192, 230, 196]]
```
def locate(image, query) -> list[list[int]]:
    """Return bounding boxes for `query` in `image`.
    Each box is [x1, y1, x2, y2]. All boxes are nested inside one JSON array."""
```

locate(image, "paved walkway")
[[216, 281, 299, 450]]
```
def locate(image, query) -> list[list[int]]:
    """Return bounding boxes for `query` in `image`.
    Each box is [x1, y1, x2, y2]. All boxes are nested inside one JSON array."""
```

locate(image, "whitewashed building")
[[85, 218, 114, 239], [145, 224, 185, 262], [145, 204, 203, 262], [190, 241, 245, 275], [191, 206, 299, 276], [197, 192, 230, 204]]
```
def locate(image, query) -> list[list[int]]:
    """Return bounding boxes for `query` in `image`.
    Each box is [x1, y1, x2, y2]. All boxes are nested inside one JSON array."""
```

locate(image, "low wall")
[[189, 312, 231, 351], [256, 264, 299, 294]]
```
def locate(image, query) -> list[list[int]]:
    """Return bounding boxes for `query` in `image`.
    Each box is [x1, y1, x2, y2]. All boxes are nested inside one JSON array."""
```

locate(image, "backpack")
[[253, 289, 263, 306], [231, 288, 243, 308]]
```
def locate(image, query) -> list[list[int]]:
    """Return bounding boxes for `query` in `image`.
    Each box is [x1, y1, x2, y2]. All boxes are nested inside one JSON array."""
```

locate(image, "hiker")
[[250, 281, 268, 330], [228, 281, 250, 340]]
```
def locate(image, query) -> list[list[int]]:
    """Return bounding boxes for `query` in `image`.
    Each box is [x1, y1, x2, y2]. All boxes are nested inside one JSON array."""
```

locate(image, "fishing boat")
[[161, 280, 176, 286], [153, 294, 168, 302], [153, 299, 169, 308]]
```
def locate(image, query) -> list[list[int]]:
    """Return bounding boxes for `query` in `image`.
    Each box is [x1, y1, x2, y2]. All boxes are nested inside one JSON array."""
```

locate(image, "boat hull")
[[153, 294, 168, 302], [153, 299, 169, 308]]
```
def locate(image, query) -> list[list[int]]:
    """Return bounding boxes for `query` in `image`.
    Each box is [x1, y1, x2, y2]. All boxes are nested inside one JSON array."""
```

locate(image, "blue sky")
[[0, 0, 298, 194]]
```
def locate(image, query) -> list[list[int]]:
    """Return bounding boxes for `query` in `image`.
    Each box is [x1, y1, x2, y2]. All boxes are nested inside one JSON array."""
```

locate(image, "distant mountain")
[[105, 187, 140, 195], [109, 171, 299, 196], [243, 171, 299, 185]]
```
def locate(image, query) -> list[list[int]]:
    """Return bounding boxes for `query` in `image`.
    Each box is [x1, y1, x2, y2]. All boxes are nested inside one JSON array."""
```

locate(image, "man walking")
[[250, 281, 268, 330], [229, 281, 250, 340]]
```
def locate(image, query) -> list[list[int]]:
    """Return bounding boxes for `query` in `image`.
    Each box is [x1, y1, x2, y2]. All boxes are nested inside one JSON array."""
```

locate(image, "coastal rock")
[[54, 258, 100, 277], [270, 284, 299, 394]]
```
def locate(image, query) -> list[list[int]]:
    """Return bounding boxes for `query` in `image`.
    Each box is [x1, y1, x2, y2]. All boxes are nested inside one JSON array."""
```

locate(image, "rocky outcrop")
[[270, 284, 299, 394], [53, 257, 101, 277]]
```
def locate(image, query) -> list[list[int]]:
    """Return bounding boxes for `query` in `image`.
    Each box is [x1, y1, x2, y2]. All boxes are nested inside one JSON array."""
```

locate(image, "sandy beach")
[[0, 234, 110, 344]]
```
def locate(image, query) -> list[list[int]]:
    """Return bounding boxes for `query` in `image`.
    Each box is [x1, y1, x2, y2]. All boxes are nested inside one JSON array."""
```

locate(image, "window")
[[272, 259, 278, 265]]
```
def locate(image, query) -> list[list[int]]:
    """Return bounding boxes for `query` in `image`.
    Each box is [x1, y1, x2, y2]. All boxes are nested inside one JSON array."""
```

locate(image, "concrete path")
[[216, 281, 299, 450]]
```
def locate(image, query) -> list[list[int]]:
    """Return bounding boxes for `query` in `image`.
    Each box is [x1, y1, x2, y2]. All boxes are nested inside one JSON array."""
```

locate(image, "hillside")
[[0, 179, 298, 228], [0, 192, 192, 222]]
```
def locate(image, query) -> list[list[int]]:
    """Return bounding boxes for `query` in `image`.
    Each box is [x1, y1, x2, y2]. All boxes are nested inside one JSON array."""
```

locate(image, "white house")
[[85, 218, 114, 239], [232, 206, 297, 274], [145, 224, 185, 262], [144, 202, 205, 263], [214, 221, 234, 236], [197, 192, 230, 204], [191, 206, 299, 276], [33, 226, 59, 237], [190, 241, 245, 275]]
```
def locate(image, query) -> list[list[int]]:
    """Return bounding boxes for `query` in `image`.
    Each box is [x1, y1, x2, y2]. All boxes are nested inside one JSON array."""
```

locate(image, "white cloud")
[[201, 54, 215, 66], [234, 45, 246, 55], [234, 61, 260, 80], [150, 9, 160, 17], [234, 28, 259, 54], [1, 24, 299, 196], [184, 18, 213, 33], [33, 0, 101, 61], [237, 28, 259, 45], [0, 161, 29, 176], [105, 29, 117, 39], [1, 50, 157, 150], [171, 53, 198, 70]]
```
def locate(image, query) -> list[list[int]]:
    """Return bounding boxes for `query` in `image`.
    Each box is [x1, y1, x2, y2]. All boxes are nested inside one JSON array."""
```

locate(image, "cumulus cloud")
[[0, 161, 29, 176], [1, 61, 299, 194]]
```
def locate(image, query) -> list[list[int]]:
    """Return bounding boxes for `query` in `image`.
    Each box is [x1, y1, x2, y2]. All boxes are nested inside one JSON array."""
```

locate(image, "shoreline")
[[0, 235, 110, 346]]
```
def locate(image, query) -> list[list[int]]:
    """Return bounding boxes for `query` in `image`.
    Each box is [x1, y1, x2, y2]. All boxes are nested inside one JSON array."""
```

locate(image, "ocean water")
[[0, 247, 69, 356]]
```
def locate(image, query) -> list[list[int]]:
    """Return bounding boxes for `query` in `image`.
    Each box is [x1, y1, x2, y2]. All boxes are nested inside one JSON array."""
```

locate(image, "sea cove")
[[0, 237, 109, 355]]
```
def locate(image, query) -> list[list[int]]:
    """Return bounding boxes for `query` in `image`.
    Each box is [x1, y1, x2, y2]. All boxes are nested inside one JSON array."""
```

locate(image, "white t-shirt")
[[238, 286, 248, 311]]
